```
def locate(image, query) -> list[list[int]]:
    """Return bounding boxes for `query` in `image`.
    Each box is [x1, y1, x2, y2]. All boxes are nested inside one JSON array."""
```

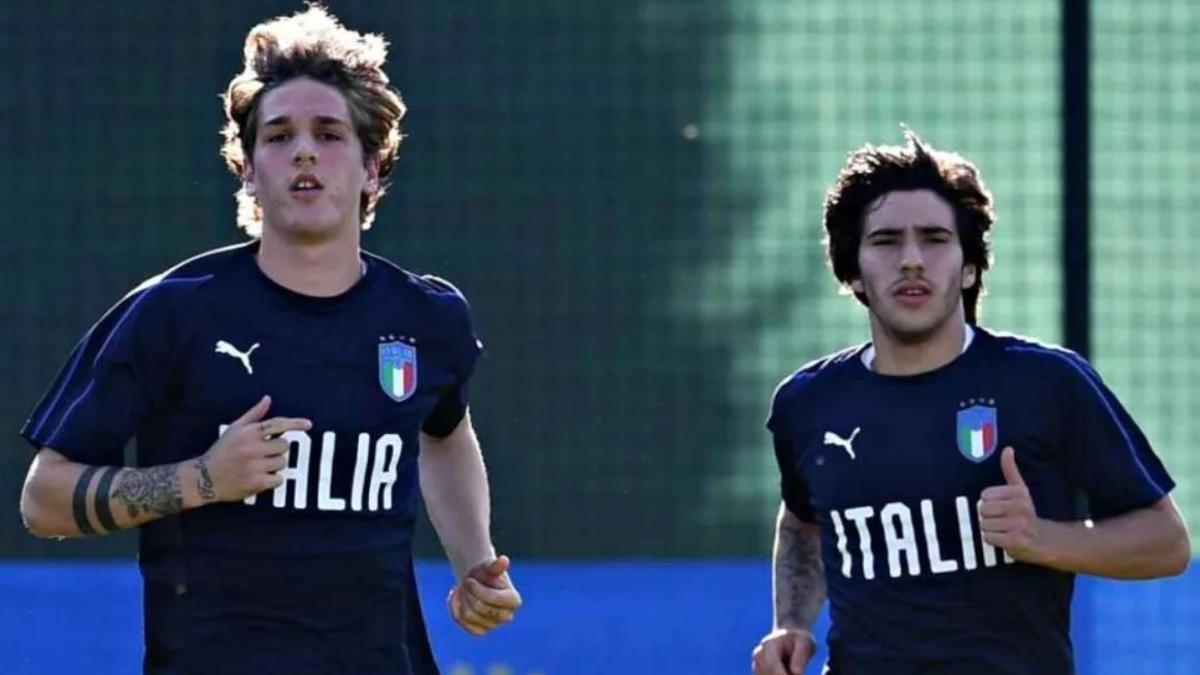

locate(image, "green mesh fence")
[[1091, 0, 1199, 551], [681, 0, 1063, 545]]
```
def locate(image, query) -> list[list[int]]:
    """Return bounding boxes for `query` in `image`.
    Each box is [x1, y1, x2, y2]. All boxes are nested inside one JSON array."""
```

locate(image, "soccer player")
[[751, 131, 1190, 675], [18, 6, 519, 674]]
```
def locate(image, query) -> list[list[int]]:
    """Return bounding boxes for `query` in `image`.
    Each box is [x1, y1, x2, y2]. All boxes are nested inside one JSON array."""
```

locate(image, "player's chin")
[[879, 312, 939, 341], [886, 303, 958, 337], [273, 214, 346, 239], [286, 210, 338, 228]]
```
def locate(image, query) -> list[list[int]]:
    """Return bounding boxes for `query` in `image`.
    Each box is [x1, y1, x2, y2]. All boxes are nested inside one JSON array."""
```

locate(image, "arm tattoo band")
[[92, 467, 120, 533], [72, 466, 101, 535]]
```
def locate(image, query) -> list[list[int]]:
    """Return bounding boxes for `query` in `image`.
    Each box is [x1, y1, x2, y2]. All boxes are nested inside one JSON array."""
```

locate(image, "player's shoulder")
[[412, 273, 470, 307], [362, 251, 475, 336], [364, 251, 471, 307], [771, 343, 866, 406], [76, 242, 249, 347], [112, 241, 251, 320], [978, 327, 1099, 381]]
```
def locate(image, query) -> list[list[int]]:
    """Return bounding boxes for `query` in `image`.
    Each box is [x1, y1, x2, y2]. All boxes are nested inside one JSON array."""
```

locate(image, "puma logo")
[[823, 427, 861, 460], [215, 340, 260, 375]]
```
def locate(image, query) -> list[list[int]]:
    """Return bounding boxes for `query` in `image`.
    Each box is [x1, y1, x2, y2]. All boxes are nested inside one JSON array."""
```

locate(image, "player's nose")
[[292, 142, 317, 166], [899, 238, 925, 271]]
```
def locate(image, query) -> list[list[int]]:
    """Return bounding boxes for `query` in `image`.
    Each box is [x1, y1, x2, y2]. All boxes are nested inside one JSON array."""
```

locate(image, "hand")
[[752, 628, 816, 675], [200, 395, 312, 503], [979, 446, 1043, 562], [447, 555, 522, 636]]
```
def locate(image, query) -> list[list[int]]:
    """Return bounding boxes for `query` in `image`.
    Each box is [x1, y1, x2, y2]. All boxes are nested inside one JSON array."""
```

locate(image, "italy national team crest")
[[379, 341, 418, 402], [956, 402, 998, 463]]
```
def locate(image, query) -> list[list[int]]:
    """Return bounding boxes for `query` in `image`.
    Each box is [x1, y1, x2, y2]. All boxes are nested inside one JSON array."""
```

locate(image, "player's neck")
[[868, 313, 969, 376], [256, 226, 364, 298]]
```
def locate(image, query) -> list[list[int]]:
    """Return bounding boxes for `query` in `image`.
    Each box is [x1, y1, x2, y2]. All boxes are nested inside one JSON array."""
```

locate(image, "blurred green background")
[[2, 0, 1195, 565]]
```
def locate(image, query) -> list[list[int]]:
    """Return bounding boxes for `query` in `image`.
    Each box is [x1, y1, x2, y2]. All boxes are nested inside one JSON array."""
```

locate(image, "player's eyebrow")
[[261, 115, 351, 128], [864, 226, 904, 239], [916, 224, 955, 236], [313, 115, 352, 129], [865, 224, 955, 238]]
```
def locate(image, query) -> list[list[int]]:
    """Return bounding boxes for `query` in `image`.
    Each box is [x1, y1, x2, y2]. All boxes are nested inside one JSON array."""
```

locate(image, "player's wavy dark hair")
[[220, 3, 406, 235], [823, 129, 995, 324]]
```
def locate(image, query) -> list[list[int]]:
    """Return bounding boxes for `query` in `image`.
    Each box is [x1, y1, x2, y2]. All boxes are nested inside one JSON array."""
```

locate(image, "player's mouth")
[[892, 281, 932, 308], [289, 173, 324, 200]]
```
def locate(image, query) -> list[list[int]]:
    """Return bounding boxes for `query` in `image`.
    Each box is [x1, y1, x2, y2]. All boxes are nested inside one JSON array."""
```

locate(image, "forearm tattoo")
[[776, 519, 826, 629], [114, 465, 183, 520], [194, 458, 216, 502]]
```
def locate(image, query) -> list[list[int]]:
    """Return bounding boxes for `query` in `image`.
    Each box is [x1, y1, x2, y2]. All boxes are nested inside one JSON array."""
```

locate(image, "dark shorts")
[[142, 549, 438, 675]]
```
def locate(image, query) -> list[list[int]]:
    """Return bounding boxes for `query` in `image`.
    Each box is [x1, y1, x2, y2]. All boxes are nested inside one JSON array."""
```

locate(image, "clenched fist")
[[752, 628, 816, 675], [448, 555, 522, 636]]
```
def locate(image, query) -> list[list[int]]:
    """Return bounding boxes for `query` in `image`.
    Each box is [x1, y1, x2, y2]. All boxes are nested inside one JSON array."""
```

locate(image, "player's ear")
[[849, 277, 865, 294], [242, 162, 257, 198], [363, 154, 380, 195], [962, 263, 977, 290]]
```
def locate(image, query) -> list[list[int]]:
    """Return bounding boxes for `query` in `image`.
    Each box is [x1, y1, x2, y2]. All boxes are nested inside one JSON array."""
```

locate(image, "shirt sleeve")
[[420, 279, 483, 438], [1056, 352, 1175, 520], [768, 384, 817, 523], [20, 283, 178, 466]]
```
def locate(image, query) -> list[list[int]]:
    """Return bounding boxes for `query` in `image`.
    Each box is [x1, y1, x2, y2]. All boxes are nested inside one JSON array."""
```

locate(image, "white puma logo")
[[215, 340, 260, 375], [823, 427, 861, 460]]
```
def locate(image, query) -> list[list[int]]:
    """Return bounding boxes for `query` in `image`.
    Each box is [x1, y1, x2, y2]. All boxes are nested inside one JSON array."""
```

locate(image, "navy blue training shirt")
[[768, 327, 1174, 675], [22, 240, 481, 673]]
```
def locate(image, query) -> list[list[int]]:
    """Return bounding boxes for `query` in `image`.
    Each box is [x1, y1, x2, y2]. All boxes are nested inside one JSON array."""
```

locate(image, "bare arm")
[[20, 448, 213, 538], [420, 411, 520, 636], [20, 395, 307, 538], [773, 502, 826, 631], [980, 448, 1190, 579], [1032, 496, 1190, 579], [419, 411, 495, 582], [753, 503, 825, 674]]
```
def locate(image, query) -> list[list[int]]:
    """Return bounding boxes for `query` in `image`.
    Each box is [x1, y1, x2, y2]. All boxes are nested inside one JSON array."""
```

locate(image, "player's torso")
[[779, 342, 1078, 670], [197, 310, 446, 501], [787, 347, 1075, 582], [140, 265, 462, 553]]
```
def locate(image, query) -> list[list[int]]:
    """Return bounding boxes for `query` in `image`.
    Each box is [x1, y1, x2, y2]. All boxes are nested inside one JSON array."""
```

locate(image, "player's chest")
[[791, 379, 1058, 506], [174, 310, 457, 429]]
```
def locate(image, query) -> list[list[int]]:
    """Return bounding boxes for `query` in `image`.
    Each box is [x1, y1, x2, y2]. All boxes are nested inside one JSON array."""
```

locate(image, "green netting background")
[[1087, 0, 1200, 650], [0, 0, 1193, 564]]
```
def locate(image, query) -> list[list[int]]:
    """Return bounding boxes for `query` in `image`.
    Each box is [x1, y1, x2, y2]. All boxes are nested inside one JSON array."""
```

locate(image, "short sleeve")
[[1056, 353, 1174, 519], [20, 283, 179, 465], [768, 384, 817, 523], [420, 278, 483, 438]]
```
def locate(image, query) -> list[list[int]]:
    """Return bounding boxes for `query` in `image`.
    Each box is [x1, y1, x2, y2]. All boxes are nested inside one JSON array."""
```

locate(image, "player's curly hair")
[[823, 129, 995, 324], [220, 3, 406, 236]]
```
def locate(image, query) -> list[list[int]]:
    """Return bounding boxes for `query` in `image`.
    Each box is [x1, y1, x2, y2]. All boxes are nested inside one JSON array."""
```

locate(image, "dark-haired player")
[[752, 131, 1189, 675]]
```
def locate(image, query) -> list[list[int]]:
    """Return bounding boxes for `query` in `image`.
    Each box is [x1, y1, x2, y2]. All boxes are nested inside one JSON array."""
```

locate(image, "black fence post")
[[1062, 0, 1091, 358]]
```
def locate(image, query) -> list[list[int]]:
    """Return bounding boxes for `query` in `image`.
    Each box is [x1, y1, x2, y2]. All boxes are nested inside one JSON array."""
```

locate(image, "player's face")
[[244, 77, 379, 239], [851, 189, 977, 343]]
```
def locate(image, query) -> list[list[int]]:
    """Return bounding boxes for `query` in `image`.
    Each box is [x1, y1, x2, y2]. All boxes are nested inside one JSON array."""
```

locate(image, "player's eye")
[[318, 132, 343, 141], [265, 132, 290, 143]]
